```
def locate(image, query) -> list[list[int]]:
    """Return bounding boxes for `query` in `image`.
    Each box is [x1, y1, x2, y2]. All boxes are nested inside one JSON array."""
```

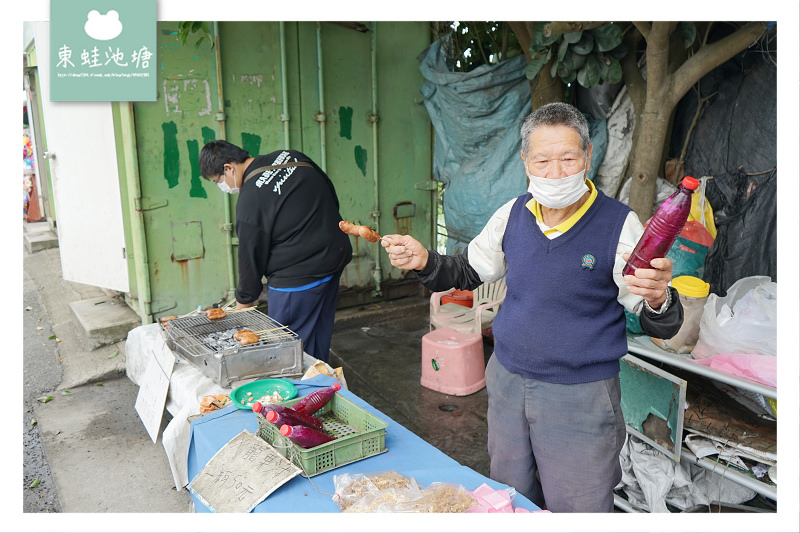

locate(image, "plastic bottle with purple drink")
[[622, 176, 700, 276], [265, 409, 323, 430], [252, 402, 323, 429], [291, 381, 342, 416], [280, 424, 336, 448]]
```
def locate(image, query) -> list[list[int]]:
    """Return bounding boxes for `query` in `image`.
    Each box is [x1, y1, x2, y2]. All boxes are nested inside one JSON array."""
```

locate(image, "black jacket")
[[234, 150, 352, 303]]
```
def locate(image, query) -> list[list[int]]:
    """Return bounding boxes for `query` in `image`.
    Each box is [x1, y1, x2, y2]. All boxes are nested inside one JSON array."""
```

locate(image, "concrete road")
[[22, 268, 63, 513], [30, 376, 194, 513], [20, 246, 194, 523]]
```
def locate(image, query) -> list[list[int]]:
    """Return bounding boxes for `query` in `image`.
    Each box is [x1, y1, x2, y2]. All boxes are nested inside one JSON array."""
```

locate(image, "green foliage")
[[432, 22, 522, 72], [177, 21, 213, 50], [526, 23, 629, 88], [526, 22, 699, 89]]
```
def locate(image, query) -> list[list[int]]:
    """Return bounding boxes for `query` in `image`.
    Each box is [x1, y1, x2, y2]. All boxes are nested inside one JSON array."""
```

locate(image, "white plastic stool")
[[420, 327, 486, 396]]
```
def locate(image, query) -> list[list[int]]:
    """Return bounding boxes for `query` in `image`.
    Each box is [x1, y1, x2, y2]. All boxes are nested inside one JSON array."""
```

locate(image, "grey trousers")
[[485, 353, 626, 512]]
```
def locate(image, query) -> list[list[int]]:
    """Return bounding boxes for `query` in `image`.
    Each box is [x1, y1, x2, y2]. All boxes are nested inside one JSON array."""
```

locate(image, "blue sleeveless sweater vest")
[[491, 191, 631, 384]]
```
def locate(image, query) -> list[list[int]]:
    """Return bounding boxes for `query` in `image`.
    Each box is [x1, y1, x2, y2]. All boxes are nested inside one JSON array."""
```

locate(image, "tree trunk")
[[626, 21, 768, 221], [627, 103, 672, 220], [507, 21, 565, 109]]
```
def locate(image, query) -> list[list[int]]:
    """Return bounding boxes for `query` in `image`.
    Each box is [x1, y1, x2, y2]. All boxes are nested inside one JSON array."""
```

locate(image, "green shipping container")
[[117, 21, 434, 321]]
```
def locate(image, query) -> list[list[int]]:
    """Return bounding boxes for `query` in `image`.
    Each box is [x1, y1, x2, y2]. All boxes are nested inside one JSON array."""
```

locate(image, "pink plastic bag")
[[689, 353, 776, 388]]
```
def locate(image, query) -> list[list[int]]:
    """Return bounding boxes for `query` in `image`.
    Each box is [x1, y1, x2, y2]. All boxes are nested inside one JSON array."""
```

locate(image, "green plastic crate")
[[255, 392, 388, 477]]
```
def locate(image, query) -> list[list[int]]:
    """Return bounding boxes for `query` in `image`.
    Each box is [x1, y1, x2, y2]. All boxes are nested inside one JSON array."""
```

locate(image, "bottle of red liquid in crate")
[[280, 424, 336, 449], [291, 382, 342, 416], [252, 402, 323, 429], [265, 409, 323, 430], [622, 176, 700, 277]]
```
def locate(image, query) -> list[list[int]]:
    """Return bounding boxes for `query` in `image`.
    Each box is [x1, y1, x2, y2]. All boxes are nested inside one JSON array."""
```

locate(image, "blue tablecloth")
[[187, 375, 540, 513]]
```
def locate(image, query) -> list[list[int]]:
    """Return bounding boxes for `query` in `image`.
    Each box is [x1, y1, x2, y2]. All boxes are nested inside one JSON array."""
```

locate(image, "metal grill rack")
[[163, 308, 304, 386], [165, 310, 298, 356]]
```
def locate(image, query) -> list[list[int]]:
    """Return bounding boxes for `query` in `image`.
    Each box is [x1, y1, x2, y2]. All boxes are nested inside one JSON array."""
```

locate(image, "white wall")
[[28, 21, 129, 292]]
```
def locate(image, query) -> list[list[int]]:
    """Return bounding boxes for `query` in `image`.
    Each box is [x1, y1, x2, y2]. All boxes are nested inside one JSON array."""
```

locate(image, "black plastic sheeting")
[[671, 50, 777, 297]]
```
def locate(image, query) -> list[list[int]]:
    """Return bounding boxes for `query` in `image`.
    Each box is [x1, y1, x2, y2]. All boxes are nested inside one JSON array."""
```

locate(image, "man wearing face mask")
[[381, 102, 683, 512], [199, 140, 352, 362]]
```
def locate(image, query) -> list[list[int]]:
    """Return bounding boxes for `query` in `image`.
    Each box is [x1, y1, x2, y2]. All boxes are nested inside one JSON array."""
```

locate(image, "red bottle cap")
[[681, 176, 700, 190], [279, 424, 292, 436], [266, 411, 277, 423], [252, 402, 262, 413], [333, 382, 342, 391]]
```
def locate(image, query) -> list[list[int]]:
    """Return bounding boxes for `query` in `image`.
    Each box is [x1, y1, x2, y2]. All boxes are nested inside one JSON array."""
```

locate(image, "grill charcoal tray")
[[163, 309, 303, 387]]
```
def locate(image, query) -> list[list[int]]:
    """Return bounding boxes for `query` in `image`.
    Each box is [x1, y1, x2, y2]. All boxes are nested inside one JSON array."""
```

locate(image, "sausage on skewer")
[[339, 220, 381, 243]]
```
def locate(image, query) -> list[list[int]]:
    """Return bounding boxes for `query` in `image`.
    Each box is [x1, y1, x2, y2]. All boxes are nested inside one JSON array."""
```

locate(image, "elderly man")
[[381, 102, 683, 512]]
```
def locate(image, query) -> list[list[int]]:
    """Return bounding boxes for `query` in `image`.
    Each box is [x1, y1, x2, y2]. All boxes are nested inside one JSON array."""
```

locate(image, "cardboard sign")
[[188, 430, 301, 513], [134, 342, 176, 443]]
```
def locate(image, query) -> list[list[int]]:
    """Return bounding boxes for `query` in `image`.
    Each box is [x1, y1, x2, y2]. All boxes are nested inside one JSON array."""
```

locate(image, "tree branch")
[[675, 86, 717, 182], [543, 21, 607, 38], [507, 21, 533, 60], [632, 21, 651, 39], [669, 22, 768, 107]]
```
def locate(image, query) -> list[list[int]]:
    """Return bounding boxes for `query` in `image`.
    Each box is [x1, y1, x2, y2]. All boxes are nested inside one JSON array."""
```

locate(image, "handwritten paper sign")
[[188, 430, 301, 513], [134, 341, 175, 443]]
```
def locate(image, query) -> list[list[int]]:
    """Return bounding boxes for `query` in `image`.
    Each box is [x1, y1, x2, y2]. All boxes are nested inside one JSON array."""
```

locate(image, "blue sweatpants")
[[485, 353, 626, 512], [266, 273, 341, 362]]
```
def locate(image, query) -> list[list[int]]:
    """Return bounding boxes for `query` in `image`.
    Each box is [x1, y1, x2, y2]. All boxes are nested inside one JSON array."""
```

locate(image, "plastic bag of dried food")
[[332, 471, 420, 512], [393, 482, 477, 513], [333, 473, 477, 513]]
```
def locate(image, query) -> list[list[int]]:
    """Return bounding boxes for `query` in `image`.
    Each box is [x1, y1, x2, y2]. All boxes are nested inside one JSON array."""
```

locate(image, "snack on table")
[[205, 308, 227, 320], [199, 394, 230, 413], [334, 471, 418, 512], [399, 482, 477, 513], [333, 472, 477, 513]]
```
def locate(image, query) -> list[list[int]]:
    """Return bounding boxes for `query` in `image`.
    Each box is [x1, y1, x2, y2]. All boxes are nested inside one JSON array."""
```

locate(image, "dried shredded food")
[[400, 483, 477, 513], [333, 471, 476, 513], [335, 471, 415, 511]]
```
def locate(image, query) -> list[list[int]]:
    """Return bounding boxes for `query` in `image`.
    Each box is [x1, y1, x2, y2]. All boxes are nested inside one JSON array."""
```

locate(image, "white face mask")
[[217, 168, 239, 195], [527, 168, 588, 209]]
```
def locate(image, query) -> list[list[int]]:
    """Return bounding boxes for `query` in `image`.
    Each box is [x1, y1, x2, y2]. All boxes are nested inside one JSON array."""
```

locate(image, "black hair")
[[198, 140, 250, 180]]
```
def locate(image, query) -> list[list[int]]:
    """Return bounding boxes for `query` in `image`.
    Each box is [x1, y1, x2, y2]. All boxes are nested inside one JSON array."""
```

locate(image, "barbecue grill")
[[163, 308, 303, 387]]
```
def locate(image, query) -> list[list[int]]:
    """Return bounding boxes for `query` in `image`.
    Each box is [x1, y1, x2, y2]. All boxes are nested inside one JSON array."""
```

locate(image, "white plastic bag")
[[691, 276, 777, 359], [617, 435, 756, 512]]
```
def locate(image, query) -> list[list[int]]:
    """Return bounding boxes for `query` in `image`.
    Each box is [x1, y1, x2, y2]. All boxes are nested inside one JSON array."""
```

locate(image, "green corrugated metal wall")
[[124, 21, 433, 320]]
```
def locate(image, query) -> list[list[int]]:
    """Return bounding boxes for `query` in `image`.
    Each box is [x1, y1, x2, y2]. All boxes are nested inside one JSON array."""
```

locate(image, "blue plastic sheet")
[[419, 37, 609, 254], [419, 37, 531, 254]]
